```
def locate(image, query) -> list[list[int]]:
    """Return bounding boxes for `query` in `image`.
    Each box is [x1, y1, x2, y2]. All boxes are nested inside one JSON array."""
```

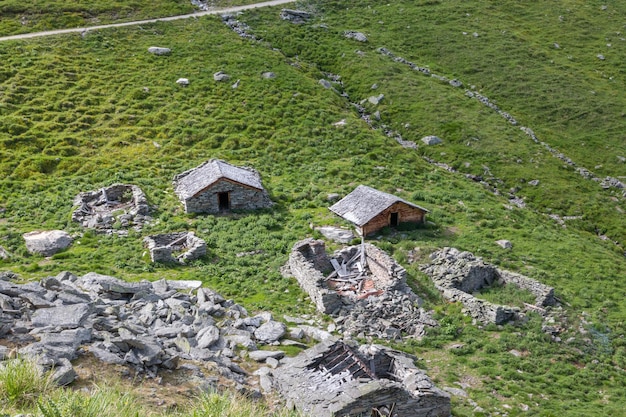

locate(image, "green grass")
[[0, 1, 626, 416], [0, 0, 267, 37]]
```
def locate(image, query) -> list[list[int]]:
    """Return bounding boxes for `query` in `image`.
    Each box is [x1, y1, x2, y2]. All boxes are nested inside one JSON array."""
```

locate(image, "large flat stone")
[[31, 303, 92, 329]]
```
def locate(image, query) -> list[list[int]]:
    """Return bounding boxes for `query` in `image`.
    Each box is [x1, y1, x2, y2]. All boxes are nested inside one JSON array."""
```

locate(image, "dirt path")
[[0, 0, 295, 43]]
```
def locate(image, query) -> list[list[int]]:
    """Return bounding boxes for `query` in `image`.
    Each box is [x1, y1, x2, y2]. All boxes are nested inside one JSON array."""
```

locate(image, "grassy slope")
[[0, 0, 625, 415], [0, 1, 267, 36]]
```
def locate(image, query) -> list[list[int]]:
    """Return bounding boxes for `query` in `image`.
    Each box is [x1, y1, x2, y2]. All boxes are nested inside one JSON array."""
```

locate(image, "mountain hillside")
[[0, 1, 625, 415]]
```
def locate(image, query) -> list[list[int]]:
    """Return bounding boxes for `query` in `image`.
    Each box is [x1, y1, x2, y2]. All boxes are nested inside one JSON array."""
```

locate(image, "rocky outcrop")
[[0, 271, 290, 387], [23, 230, 72, 256], [420, 247, 556, 324], [286, 239, 437, 339], [143, 232, 207, 264], [72, 184, 151, 234]]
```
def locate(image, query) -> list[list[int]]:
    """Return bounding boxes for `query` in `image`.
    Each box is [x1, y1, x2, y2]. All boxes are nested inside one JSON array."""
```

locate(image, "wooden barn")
[[173, 159, 273, 214], [329, 185, 428, 236]]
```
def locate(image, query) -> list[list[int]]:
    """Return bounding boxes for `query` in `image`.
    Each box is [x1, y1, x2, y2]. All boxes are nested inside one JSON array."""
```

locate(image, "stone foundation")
[[420, 247, 557, 324], [144, 232, 207, 264], [72, 184, 151, 233]]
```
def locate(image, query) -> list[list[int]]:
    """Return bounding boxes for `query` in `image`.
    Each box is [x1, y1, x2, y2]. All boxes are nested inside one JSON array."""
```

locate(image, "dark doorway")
[[390, 212, 399, 227], [218, 192, 230, 211]]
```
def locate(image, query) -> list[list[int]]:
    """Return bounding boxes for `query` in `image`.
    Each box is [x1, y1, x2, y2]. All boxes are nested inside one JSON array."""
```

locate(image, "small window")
[[218, 192, 230, 211], [390, 212, 399, 227]]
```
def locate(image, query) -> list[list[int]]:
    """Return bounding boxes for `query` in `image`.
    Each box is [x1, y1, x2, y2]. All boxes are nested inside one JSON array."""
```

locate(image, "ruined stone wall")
[[499, 270, 556, 307], [420, 247, 555, 324], [288, 239, 343, 314], [144, 232, 207, 264], [183, 179, 272, 213], [440, 287, 517, 325]]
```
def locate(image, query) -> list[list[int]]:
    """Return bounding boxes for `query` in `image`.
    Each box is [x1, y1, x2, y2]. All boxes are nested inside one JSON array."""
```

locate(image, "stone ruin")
[[144, 232, 207, 264], [270, 338, 451, 417], [285, 239, 437, 340], [72, 184, 151, 234], [0, 270, 294, 389], [420, 247, 557, 324]]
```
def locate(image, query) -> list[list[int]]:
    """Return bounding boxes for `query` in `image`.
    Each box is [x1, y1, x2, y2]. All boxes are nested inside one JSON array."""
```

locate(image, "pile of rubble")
[[72, 184, 151, 234], [420, 247, 557, 324], [0, 271, 298, 387], [285, 239, 437, 340]]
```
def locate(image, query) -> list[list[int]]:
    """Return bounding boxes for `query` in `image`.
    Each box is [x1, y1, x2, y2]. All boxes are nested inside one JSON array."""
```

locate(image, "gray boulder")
[[176, 78, 189, 86], [315, 226, 355, 244], [345, 31, 368, 42], [280, 9, 312, 24], [23, 230, 72, 256], [148, 46, 171, 55], [496, 240, 513, 249], [50, 358, 77, 386], [248, 350, 285, 362], [254, 320, 287, 344], [261, 72, 276, 79], [214, 71, 231, 82], [421, 135, 443, 145]]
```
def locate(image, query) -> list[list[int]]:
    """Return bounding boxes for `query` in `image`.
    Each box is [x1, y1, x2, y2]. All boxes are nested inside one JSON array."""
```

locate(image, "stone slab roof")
[[328, 185, 429, 227], [173, 159, 264, 200]]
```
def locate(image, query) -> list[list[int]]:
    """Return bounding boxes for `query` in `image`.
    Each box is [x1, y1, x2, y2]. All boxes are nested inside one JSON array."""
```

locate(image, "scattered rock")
[[23, 230, 72, 257], [176, 78, 189, 86], [597, 54, 605, 60], [344, 31, 368, 42], [496, 239, 513, 249], [261, 72, 276, 79], [421, 135, 443, 145], [254, 321, 287, 344], [232, 79, 240, 89], [148, 47, 171, 55], [315, 226, 355, 244], [319, 79, 332, 89], [280, 9, 312, 24], [213, 71, 231, 82], [368, 94, 384, 105], [528, 179, 540, 186], [0, 246, 10, 259]]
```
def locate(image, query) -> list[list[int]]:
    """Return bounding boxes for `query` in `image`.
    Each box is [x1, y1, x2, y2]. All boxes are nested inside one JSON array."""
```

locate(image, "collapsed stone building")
[[143, 232, 207, 264], [271, 338, 451, 417], [72, 183, 151, 233], [420, 247, 557, 324], [286, 239, 437, 340], [173, 159, 273, 214]]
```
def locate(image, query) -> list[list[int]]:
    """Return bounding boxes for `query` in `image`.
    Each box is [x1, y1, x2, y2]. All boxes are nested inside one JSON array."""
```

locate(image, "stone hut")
[[329, 185, 428, 236], [272, 338, 451, 417], [173, 159, 272, 214]]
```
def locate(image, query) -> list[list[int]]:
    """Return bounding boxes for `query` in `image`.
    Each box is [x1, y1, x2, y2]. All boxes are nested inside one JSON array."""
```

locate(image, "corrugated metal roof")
[[173, 159, 264, 200], [328, 185, 429, 226]]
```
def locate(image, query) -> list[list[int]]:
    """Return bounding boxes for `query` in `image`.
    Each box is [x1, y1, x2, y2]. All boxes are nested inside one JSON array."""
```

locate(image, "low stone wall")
[[143, 232, 207, 264], [499, 270, 556, 307], [420, 247, 557, 324]]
